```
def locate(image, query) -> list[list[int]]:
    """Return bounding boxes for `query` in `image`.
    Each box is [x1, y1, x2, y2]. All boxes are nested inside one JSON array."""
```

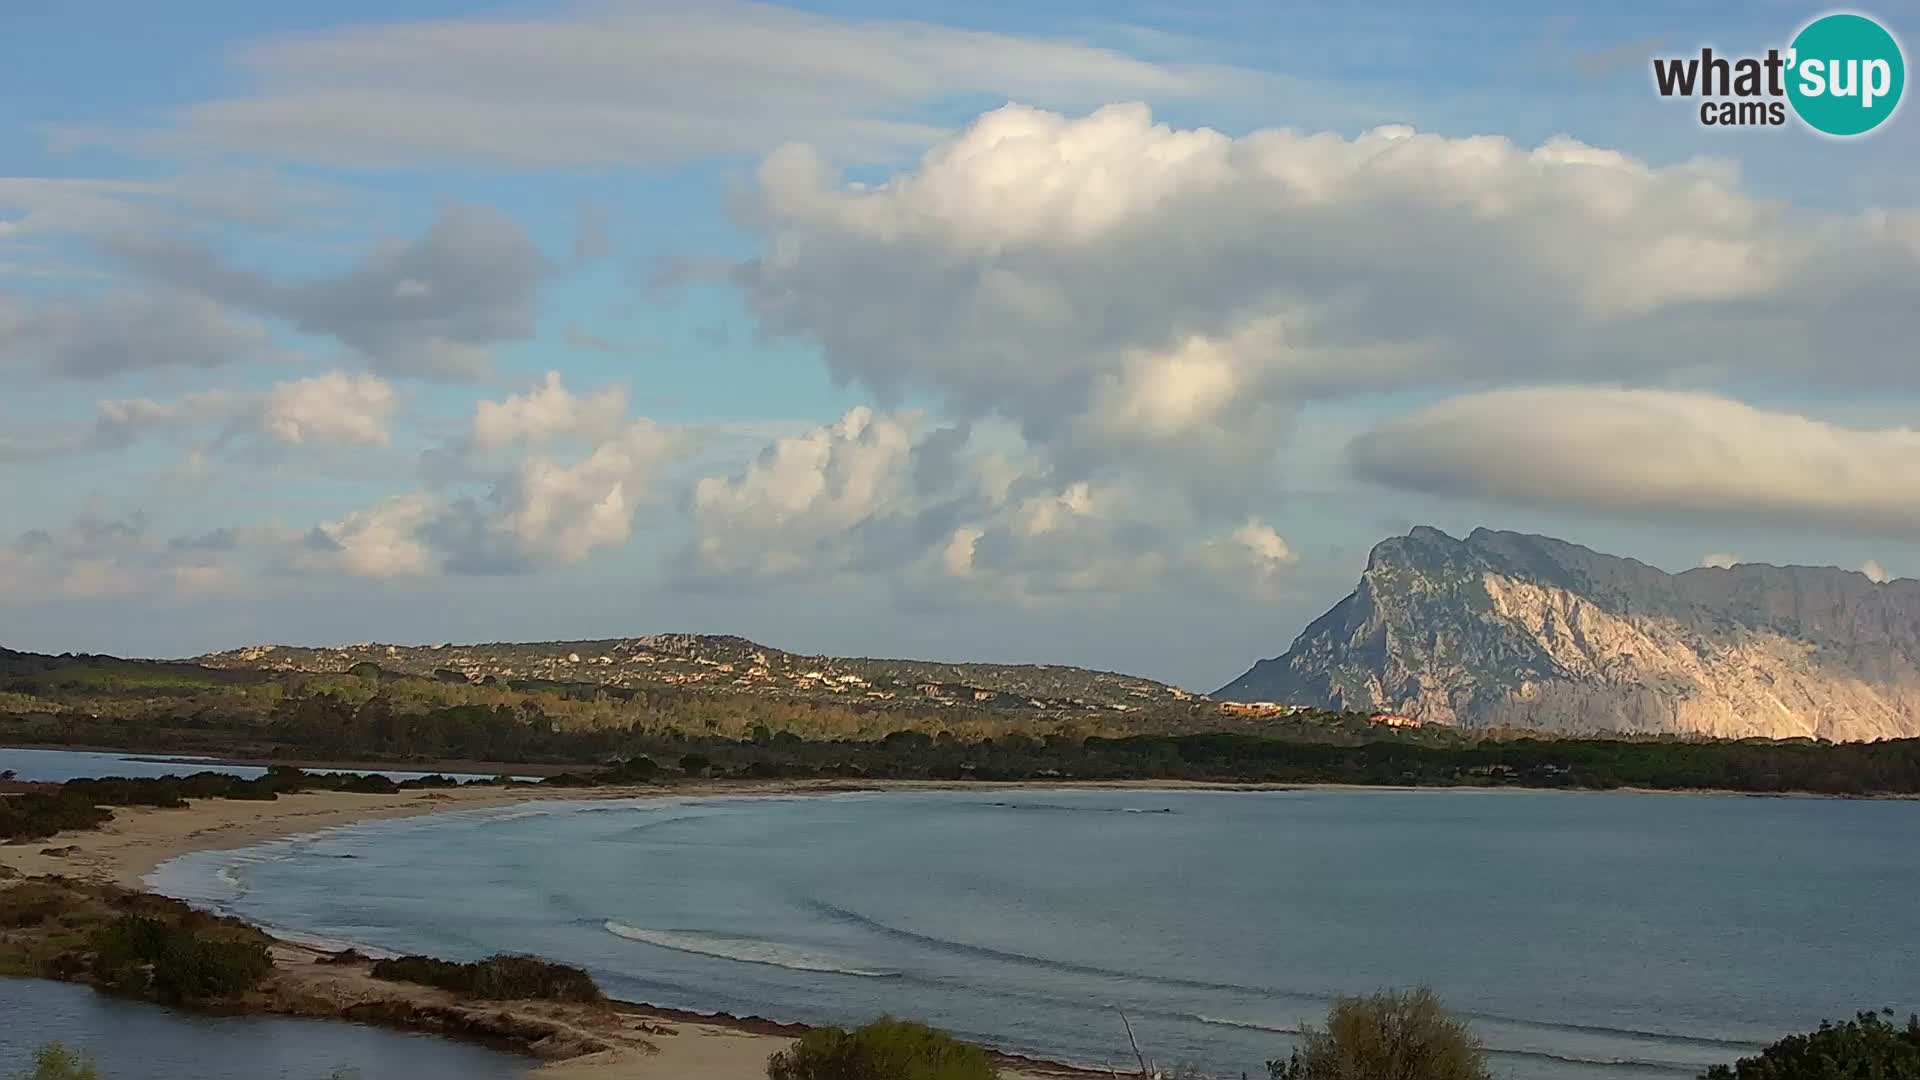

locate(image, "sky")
[[2, 1, 1917, 691]]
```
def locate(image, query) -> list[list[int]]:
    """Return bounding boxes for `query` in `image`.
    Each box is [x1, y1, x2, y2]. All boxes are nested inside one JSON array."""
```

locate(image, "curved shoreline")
[[6, 774, 1909, 895], [2, 781, 1119, 1079], [5, 776, 1902, 1077]]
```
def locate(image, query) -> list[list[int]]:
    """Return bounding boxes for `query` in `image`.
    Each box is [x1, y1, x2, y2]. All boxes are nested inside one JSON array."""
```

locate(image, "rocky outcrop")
[[1218, 527, 1920, 740]]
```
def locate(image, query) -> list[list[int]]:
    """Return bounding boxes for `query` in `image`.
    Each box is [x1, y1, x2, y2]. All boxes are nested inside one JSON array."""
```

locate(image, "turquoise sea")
[[148, 787, 1919, 1080]]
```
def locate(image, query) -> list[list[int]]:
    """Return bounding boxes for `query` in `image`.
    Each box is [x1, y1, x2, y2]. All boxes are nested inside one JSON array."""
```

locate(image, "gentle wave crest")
[[808, 899, 1753, 1063], [983, 801, 1174, 815], [804, 898, 1274, 996], [602, 922, 896, 978]]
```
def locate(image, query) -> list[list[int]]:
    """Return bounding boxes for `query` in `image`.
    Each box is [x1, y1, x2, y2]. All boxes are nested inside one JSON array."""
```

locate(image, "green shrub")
[[0, 792, 113, 841], [1268, 989, 1491, 1080], [19, 1043, 99, 1080], [539, 772, 601, 787], [89, 915, 272, 1003], [398, 774, 461, 789], [337, 773, 399, 794], [607, 755, 659, 782], [766, 1017, 997, 1080], [369, 952, 602, 1002], [1703, 1010, 1920, 1079]]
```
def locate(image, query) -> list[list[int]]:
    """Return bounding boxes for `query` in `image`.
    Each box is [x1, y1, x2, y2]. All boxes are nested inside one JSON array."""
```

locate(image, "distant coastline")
[[0, 741, 584, 780]]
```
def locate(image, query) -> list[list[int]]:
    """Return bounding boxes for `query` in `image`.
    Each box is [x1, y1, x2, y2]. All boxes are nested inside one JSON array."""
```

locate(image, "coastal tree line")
[[0, 768, 518, 841], [7, 698, 1920, 810]]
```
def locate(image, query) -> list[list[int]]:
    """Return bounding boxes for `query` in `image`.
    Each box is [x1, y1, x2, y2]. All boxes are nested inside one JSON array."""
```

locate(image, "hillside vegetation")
[[0, 644, 1432, 758], [196, 633, 1193, 713]]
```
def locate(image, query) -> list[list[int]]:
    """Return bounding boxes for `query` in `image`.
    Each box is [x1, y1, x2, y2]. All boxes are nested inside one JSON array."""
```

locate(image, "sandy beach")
[[0, 781, 1091, 1080]]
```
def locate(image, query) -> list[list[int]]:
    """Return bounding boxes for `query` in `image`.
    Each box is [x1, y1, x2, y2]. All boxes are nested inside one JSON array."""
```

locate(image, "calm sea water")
[[149, 789, 1920, 1080], [0, 746, 532, 784], [0, 978, 529, 1080]]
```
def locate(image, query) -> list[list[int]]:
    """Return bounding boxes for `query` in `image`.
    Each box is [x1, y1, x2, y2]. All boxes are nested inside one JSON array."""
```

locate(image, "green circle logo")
[[1787, 13, 1905, 136]]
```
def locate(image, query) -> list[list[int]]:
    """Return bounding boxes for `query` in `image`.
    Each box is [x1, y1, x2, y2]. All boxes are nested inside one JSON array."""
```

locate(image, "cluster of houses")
[[1211, 699, 1425, 729], [1215, 700, 1311, 719]]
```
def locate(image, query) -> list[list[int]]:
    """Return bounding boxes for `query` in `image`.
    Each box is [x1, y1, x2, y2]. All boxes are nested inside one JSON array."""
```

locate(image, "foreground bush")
[[89, 915, 272, 1003], [369, 952, 602, 1002], [1703, 1010, 1920, 1079], [1268, 989, 1491, 1080], [766, 1017, 997, 1080], [19, 1043, 99, 1080]]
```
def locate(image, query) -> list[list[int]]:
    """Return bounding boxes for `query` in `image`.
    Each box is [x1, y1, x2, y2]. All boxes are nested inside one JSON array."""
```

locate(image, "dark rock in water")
[[1217, 527, 1920, 740]]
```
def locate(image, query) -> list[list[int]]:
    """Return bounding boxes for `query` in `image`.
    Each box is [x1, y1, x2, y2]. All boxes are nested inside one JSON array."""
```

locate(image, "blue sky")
[[2, 1, 1916, 689]]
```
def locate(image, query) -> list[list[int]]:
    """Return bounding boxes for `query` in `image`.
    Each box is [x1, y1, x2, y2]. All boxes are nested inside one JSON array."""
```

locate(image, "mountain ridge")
[[1218, 527, 1920, 740]]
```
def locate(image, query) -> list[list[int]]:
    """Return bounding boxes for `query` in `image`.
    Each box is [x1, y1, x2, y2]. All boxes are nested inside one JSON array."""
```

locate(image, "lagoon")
[[0, 978, 528, 1080], [0, 746, 531, 784]]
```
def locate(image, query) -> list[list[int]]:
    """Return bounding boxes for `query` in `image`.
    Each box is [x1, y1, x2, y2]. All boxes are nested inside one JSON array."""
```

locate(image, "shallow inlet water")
[[0, 978, 529, 1080], [0, 746, 532, 784], [150, 788, 1920, 1080]]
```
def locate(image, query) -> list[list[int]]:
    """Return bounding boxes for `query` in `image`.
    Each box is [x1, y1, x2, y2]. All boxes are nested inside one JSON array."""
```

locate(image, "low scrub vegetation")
[[1703, 1010, 1920, 1079], [0, 766, 546, 842], [766, 1017, 998, 1080], [18, 1043, 99, 1080], [368, 952, 603, 1002], [1268, 990, 1491, 1080], [90, 915, 272, 1003], [0, 791, 112, 841], [0, 879, 272, 1004]]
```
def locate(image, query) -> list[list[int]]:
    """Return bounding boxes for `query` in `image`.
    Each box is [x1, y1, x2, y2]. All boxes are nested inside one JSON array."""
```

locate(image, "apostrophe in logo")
[[1787, 13, 1904, 135], [1651, 11, 1905, 136]]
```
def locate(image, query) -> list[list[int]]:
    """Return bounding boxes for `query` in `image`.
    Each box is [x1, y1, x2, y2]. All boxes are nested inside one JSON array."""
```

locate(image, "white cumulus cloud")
[[739, 104, 1920, 508], [297, 496, 439, 578], [471, 369, 629, 450], [1350, 387, 1920, 535], [290, 372, 677, 578], [259, 371, 396, 446]]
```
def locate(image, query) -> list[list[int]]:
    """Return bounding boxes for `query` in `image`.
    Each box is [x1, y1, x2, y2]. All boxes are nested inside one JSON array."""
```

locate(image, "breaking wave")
[[602, 922, 897, 978]]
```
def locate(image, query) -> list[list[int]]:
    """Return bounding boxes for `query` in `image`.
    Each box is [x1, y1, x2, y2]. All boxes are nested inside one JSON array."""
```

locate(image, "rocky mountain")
[[1217, 528, 1920, 741]]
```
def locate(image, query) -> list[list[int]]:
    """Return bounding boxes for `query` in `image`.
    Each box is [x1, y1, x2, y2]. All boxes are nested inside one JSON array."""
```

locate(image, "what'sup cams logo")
[[1653, 12, 1905, 135]]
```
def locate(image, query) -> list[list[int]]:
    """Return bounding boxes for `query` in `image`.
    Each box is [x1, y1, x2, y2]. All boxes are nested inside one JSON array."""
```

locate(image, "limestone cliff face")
[[1217, 527, 1920, 740]]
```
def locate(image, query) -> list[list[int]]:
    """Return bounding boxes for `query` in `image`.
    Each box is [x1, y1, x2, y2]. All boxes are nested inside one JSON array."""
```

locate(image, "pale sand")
[[537, 1022, 796, 1080], [2, 786, 552, 890], [1, 782, 1080, 1079]]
